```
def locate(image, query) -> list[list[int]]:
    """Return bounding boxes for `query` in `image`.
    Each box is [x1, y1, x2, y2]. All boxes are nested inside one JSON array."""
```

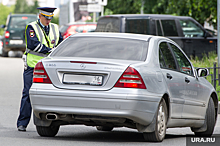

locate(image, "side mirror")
[[1, 24, 6, 28], [196, 68, 209, 77]]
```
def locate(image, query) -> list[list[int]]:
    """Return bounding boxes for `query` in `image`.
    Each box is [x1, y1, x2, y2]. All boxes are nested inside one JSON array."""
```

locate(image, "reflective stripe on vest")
[[25, 21, 60, 67]]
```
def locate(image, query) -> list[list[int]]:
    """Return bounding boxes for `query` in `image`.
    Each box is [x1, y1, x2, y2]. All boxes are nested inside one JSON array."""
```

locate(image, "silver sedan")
[[30, 33, 218, 142]]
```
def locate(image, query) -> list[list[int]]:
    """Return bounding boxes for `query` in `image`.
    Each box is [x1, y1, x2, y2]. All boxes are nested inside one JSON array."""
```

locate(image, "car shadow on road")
[[41, 129, 193, 143]]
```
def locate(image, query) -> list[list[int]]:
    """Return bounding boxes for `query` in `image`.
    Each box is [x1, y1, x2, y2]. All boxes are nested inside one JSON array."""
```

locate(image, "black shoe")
[[18, 125, 26, 132]]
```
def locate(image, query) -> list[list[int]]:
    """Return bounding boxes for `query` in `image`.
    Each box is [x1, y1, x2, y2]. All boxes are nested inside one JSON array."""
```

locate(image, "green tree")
[[0, 4, 14, 35], [105, 0, 142, 14], [51, 16, 59, 25], [27, 0, 40, 14], [104, 0, 217, 28], [14, 0, 39, 14], [14, 0, 29, 13], [145, 0, 217, 28]]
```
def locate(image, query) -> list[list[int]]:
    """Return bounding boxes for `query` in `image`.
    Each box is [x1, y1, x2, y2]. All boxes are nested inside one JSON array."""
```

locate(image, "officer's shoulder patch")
[[29, 30, 35, 37]]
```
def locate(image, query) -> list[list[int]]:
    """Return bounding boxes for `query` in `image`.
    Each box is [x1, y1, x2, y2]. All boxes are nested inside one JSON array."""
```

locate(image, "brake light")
[[22, 17, 28, 19], [114, 67, 146, 89], [33, 61, 52, 84], [5, 31, 10, 38]]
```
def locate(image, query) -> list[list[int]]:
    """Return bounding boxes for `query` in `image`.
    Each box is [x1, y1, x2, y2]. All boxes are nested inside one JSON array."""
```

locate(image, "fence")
[[205, 62, 219, 91]]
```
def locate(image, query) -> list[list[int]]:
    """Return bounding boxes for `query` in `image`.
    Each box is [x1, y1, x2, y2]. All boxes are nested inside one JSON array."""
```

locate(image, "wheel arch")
[[162, 93, 170, 120], [211, 92, 218, 120]]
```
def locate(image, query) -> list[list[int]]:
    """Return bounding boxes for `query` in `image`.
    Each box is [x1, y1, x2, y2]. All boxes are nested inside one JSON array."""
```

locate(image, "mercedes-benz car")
[[30, 33, 218, 142]]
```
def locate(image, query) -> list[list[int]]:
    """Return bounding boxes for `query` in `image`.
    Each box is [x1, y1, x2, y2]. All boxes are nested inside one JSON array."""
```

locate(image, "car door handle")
[[167, 73, 172, 79], [185, 77, 190, 83]]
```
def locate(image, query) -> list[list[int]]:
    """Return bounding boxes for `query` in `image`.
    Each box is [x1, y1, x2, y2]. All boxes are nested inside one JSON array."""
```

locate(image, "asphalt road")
[[0, 56, 220, 146]]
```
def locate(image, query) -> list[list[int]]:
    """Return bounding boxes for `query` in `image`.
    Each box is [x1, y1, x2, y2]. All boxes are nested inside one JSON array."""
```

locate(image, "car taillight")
[[5, 31, 10, 38], [0, 41, 3, 47], [114, 67, 146, 89], [33, 61, 52, 84]]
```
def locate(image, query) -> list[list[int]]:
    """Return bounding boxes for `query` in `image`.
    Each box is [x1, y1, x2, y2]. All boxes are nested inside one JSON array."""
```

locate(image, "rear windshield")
[[51, 37, 148, 61], [95, 17, 120, 32], [8, 16, 36, 29]]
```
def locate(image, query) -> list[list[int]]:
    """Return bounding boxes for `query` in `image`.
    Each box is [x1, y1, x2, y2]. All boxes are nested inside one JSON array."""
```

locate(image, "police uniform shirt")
[[25, 19, 63, 54]]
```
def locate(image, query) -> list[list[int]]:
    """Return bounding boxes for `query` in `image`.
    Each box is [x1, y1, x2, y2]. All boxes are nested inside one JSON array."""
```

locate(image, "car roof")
[[101, 14, 192, 19], [64, 22, 97, 26], [70, 32, 158, 41]]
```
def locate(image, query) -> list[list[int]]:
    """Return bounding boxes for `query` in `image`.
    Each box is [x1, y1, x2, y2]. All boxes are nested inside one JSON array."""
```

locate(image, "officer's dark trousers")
[[17, 66, 34, 128]]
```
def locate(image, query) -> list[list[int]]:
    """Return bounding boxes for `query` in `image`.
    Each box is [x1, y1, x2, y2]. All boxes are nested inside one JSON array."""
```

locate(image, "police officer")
[[17, 7, 63, 132]]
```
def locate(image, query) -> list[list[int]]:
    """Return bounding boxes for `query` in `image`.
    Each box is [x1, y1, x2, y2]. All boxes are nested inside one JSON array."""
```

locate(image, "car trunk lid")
[[42, 57, 142, 91]]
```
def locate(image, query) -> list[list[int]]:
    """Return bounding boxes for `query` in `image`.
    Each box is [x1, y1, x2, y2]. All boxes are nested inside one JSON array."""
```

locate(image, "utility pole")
[[218, 0, 220, 65], [141, 0, 145, 14]]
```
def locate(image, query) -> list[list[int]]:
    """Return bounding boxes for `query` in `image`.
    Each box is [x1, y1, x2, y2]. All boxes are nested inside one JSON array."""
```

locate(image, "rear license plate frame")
[[63, 74, 103, 86]]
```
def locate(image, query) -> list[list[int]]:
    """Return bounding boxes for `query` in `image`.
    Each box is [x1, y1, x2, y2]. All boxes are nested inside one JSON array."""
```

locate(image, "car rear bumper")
[[30, 84, 162, 125]]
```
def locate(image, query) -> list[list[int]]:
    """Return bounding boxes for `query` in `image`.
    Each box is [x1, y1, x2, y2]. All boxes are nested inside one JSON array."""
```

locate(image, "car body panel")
[[59, 22, 97, 39]]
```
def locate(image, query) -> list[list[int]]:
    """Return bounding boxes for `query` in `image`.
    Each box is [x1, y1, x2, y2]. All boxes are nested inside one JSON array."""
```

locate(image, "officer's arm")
[[26, 25, 52, 54], [57, 32, 63, 45]]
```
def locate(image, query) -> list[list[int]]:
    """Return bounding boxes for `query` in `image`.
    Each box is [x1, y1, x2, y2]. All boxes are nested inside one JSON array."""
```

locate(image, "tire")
[[96, 126, 114, 131], [36, 125, 60, 137], [143, 98, 168, 142], [194, 98, 216, 137], [2, 49, 8, 57]]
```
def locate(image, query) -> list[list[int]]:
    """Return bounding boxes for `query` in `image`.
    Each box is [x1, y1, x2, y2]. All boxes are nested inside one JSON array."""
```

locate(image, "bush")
[[190, 52, 220, 101]]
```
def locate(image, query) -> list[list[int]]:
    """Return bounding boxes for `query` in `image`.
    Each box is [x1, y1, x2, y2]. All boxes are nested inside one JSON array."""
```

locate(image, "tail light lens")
[[114, 67, 146, 89], [5, 31, 10, 38], [33, 61, 52, 84]]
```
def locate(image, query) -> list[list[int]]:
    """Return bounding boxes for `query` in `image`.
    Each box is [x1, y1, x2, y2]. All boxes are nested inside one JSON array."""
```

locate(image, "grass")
[[190, 52, 220, 101]]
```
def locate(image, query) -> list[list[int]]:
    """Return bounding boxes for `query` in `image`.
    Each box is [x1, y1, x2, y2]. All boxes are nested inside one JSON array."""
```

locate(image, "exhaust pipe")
[[46, 113, 59, 120]]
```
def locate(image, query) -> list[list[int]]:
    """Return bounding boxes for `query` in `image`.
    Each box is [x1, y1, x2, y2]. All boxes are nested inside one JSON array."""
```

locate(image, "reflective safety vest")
[[25, 21, 60, 68]]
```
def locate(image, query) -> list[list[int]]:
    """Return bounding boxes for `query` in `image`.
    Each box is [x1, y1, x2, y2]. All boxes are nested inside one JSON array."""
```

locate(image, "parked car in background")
[[30, 33, 218, 142], [95, 14, 217, 58], [59, 22, 97, 39], [1, 14, 38, 57]]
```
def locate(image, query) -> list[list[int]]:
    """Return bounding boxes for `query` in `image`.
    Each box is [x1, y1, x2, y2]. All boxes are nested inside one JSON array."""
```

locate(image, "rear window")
[[125, 19, 150, 34], [51, 37, 148, 61], [8, 16, 36, 29], [161, 20, 178, 36], [95, 17, 120, 32]]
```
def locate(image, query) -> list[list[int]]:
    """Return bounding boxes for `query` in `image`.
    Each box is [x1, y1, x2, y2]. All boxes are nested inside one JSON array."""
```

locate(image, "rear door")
[[159, 41, 185, 118]]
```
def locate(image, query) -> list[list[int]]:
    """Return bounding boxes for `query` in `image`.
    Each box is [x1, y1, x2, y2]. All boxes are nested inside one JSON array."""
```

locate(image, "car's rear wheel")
[[193, 97, 216, 137], [96, 126, 114, 131], [36, 125, 60, 137], [143, 98, 167, 142]]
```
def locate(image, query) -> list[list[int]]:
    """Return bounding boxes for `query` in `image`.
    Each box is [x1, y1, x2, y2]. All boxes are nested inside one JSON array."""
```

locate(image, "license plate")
[[9, 40, 23, 45], [63, 74, 103, 86]]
